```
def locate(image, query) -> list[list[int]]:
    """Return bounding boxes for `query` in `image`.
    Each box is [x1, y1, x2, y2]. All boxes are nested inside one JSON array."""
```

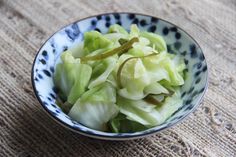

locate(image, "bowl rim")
[[31, 12, 208, 140]]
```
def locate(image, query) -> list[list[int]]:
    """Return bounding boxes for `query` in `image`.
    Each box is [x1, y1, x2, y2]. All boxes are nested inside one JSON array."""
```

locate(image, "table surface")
[[0, 0, 236, 156]]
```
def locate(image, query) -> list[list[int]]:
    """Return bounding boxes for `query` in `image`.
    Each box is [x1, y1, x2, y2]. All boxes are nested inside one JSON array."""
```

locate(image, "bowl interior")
[[32, 13, 208, 139]]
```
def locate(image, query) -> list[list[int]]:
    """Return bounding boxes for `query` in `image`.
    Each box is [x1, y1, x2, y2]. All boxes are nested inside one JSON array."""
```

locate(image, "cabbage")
[[144, 94, 166, 104], [127, 37, 158, 57], [118, 57, 150, 100], [83, 31, 112, 54], [117, 91, 183, 126], [144, 82, 169, 95], [117, 96, 160, 126], [117, 52, 182, 100], [160, 58, 184, 86], [142, 52, 184, 86], [68, 82, 118, 131], [156, 91, 183, 123], [88, 57, 117, 88], [106, 24, 129, 45], [129, 24, 140, 38], [54, 24, 185, 133], [66, 41, 84, 58], [109, 113, 148, 133], [140, 31, 167, 52], [106, 73, 118, 88], [104, 33, 129, 44], [54, 52, 92, 104], [108, 24, 128, 35]]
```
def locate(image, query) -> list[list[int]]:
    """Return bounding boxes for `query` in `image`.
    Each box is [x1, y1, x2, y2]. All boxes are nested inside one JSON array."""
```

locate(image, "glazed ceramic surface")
[[32, 13, 208, 140]]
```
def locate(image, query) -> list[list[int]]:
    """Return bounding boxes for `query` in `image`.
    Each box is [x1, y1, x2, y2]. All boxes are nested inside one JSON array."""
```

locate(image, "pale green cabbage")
[[68, 82, 118, 131], [54, 24, 185, 132], [54, 52, 92, 104]]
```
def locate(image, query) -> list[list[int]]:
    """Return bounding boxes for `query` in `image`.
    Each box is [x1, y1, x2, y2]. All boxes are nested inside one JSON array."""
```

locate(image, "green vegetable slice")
[[130, 24, 140, 38], [83, 31, 112, 55], [117, 96, 160, 126], [117, 90, 183, 126], [88, 57, 117, 89], [140, 31, 167, 52], [143, 94, 162, 105], [54, 52, 92, 104], [117, 53, 158, 88], [80, 37, 139, 62], [108, 24, 129, 35], [108, 113, 148, 133], [68, 82, 118, 131], [118, 38, 129, 45]]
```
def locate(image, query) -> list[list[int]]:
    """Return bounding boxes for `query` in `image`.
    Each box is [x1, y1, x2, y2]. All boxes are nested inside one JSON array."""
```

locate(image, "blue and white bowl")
[[31, 13, 208, 140]]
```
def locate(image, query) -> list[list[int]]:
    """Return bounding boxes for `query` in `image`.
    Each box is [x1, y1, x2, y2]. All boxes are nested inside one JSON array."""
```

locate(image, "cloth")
[[0, 0, 236, 156]]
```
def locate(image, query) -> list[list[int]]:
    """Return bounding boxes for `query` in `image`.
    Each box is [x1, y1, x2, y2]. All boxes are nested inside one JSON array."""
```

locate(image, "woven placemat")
[[0, 0, 236, 156]]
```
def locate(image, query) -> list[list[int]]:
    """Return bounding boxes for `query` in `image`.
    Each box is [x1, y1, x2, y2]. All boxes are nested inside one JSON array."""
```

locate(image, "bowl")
[[31, 12, 208, 140]]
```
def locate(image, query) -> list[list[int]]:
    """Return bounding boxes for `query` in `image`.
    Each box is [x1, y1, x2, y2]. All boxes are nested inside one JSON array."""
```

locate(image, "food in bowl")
[[53, 24, 186, 133]]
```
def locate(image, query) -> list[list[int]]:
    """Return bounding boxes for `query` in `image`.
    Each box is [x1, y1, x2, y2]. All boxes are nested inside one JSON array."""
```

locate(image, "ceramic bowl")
[[31, 12, 208, 140]]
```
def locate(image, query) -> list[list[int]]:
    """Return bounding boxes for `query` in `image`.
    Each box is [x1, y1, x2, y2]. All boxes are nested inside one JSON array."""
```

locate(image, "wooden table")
[[0, 0, 235, 156]]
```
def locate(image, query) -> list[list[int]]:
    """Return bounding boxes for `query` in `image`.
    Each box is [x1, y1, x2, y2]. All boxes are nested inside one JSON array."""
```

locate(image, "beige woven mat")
[[0, 0, 236, 156]]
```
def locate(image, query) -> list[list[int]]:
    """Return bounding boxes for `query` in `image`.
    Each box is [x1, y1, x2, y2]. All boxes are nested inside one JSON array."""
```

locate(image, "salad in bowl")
[[32, 13, 208, 140]]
